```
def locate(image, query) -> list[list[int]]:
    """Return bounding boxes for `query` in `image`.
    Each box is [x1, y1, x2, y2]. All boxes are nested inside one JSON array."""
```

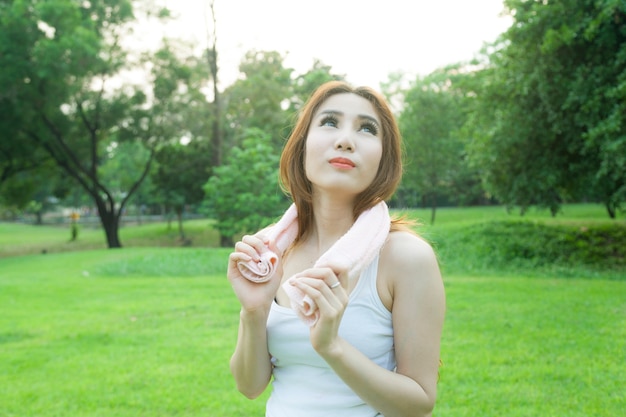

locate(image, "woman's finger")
[[291, 274, 348, 306], [233, 234, 269, 260], [229, 251, 252, 264], [294, 267, 343, 289], [242, 234, 268, 251], [291, 277, 347, 320]]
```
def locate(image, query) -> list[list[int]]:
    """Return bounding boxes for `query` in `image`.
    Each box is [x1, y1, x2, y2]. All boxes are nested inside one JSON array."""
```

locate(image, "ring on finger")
[[329, 281, 341, 289]]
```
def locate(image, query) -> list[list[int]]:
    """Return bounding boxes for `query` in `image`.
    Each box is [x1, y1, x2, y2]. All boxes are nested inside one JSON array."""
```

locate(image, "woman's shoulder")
[[383, 230, 438, 264], [379, 230, 442, 294]]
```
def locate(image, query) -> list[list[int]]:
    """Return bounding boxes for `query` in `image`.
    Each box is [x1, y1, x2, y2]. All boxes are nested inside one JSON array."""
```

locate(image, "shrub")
[[435, 220, 626, 277], [202, 129, 287, 246]]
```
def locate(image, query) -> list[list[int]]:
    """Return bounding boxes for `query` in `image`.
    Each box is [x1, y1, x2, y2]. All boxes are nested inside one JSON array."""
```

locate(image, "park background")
[[1, 0, 625, 416]]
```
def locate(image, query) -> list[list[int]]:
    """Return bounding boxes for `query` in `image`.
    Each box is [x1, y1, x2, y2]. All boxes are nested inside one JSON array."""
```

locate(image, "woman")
[[227, 81, 445, 417]]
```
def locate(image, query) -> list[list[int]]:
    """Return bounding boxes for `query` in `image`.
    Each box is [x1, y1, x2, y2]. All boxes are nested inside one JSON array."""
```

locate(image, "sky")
[[148, 0, 512, 89]]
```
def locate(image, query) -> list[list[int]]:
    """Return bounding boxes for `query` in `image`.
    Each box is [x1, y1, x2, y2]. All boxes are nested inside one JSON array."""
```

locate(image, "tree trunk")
[[95, 198, 122, 248], [102, 216, 122, 248], [220, 234, 233, 247], [207, 1, 222, 168], [430, 194, 437, 225], [137, 203, 142, 226], [176, 206, 185, 239], [606, 201, 616, 219], [166, 205, 172, 230]]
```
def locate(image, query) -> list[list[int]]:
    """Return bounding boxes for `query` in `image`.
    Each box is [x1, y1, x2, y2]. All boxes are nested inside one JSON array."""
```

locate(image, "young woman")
[[227, 81, 445, 417]]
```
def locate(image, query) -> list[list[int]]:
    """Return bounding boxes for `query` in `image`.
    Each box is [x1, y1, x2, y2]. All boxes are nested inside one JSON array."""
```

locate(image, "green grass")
[[404, 203, 621, 227], [1, 203, 624, 416], [0, 248, 269, 417], [437, 276, 625, 416], [0, 219, 220, 258], [1, 249, 624, 416]]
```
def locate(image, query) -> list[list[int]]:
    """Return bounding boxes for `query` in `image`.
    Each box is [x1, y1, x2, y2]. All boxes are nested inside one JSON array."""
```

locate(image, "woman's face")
[[305, 93, 383, 197]]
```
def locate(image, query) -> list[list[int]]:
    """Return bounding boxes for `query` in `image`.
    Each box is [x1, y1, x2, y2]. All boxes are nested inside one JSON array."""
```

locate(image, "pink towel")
[[236, 204, 299, 283], [237, 202, 390, 326]]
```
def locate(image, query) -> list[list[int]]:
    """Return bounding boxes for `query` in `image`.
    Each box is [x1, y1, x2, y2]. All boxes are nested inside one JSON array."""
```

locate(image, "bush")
[[202, 129, 288, 246], [434, 220, 626, 277]]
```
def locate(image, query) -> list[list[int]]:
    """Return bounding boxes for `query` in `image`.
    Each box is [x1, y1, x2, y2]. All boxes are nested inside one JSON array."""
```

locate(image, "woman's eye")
[[360, 122, 379, 135], [320, 116, 338, 127]]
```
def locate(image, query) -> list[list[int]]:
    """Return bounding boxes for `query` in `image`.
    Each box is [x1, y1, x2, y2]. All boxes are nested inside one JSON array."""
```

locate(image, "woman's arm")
[[229, 307, 273, 399], [227, 233, 282, 398], [295, 231, 445, 416]]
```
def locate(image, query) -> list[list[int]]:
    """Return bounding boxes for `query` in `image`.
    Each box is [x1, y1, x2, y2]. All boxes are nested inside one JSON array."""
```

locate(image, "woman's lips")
[[329, 157, 356, 169]]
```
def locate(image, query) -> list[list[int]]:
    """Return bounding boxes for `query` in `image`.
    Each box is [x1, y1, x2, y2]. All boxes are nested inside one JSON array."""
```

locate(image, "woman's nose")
[[334, 130, 355, 151]]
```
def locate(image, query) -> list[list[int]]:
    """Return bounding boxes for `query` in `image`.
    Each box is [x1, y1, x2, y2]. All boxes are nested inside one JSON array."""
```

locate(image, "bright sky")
[[152, 0, 512, 89]]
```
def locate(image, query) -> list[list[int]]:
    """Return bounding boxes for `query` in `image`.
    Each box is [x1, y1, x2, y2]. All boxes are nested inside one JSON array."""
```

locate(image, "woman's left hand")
[[291, 266, 349, 355]]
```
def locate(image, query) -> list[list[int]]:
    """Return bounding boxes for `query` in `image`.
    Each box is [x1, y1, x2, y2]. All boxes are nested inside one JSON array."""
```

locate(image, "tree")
[[202, 128, 286, 246], [222, 50, 294, 152], [0, 161, 67, 224], [470, 0, 626, 217], [152, 141, 211, 241], [204, 0, 223, 169], [399, 71, 469, 223], [288, 59, 345, 112], [276, 59, 346, 141], [0, 1, 209, 247], [0, 127, 52, 187]]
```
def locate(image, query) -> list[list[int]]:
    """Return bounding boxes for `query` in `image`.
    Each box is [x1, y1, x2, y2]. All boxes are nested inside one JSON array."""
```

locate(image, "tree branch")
[[119, 146, 156, 214]]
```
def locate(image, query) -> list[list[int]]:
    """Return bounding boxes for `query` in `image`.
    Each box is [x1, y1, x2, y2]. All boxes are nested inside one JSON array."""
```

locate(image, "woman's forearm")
[[229, 309, 273, 399], [320, 338, 435, 417]]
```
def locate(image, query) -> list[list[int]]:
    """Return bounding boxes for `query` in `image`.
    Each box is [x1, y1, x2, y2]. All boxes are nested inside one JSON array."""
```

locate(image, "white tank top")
[[266, 255, 394, 417]]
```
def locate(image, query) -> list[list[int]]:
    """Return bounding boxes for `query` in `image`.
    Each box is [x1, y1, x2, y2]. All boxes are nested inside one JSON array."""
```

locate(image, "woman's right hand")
[[227, 233, 283, 314]]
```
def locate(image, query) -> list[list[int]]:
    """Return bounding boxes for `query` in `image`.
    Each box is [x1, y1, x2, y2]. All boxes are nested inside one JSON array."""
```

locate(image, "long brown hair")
[[279, 81, 407, 242]]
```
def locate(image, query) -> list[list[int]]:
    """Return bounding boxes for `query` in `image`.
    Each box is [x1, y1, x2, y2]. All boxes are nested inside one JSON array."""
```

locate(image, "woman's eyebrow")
[[318, 110, 380, 125], [359, 114, 380, 126], [318, 109, 341, 117]]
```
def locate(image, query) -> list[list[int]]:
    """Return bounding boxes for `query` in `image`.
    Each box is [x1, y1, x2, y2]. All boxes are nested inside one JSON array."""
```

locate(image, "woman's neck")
[[309, 194, 355, 253]]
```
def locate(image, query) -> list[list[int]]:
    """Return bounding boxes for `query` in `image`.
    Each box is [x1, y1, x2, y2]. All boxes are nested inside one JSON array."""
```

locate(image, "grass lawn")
[[1, 203, 624, 415], [437, 275, 625, 416], [2, 203, 622, 260], [1, 248, 624, 416], [0, 218, 221, 258], [0, 248, 267, 417]]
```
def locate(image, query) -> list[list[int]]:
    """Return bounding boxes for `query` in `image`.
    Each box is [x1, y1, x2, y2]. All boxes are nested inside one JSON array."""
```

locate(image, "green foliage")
[[150, 140, 212, 239], [222, 51, 294, 151], [202, 129, 286, 245], [467, 0, 626, 216], [99, 141, 153, 195], [221, 52, 345, 157], [0, 160, 71, 224], [0, 0, 217, 248], [288, 59, 346, 113], [153, 142, 211, 208], [399, 69, 481, 222], [434, 220, 626, 278]]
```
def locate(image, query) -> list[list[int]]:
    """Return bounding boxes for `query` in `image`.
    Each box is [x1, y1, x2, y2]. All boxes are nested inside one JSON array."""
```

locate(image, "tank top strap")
[[349, 253, 381, 302]]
